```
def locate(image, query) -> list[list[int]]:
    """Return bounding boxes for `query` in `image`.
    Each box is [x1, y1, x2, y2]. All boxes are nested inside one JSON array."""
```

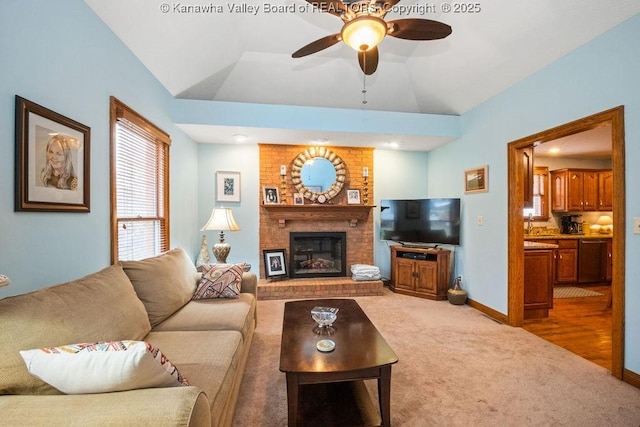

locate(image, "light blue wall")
[[197, 144, 260, 269], [373, 149, 430, 279], [0, 0, 199, 298], [426, 13, 640, 372]]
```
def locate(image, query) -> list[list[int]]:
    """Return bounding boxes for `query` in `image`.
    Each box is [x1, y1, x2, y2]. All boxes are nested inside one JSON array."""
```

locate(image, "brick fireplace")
[[258, 144, 375, 281]]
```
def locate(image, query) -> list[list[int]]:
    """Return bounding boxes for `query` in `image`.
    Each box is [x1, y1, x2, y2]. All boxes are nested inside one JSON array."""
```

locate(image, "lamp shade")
[[596, 214, 613, 234], [341, 16, 387, 52], [201, 208, 240, 232], [596, 215, 613, 226]]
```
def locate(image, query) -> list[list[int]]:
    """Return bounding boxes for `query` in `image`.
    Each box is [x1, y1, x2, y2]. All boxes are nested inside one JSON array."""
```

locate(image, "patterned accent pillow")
[[20, 341, 189, 394], [193, 263, 245, 300]]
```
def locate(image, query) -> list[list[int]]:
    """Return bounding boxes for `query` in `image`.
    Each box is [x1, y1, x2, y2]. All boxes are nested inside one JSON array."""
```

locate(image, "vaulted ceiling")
[[85, 0, 640, 150]]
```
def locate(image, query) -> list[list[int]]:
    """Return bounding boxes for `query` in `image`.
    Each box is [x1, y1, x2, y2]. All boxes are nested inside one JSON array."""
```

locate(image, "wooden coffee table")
[[279, 299, 398, 426]]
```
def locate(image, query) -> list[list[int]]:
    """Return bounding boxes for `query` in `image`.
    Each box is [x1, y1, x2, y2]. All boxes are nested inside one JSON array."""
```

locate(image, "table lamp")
[[201, 207, 240, 263], [596, 214, 613, 234]]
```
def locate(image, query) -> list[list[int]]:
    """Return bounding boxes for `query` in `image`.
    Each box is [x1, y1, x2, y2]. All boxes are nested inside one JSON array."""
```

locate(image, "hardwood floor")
[[523, 285, 612, 371]]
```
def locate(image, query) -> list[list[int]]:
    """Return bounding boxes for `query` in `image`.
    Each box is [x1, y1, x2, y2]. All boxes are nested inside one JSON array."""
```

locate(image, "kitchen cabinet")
[[598, 170, 614, 210], [524, 248, 554, 319], [527, 237, 612, 286], [556, 239, 579, 284], [551, 169, 611, 212], [390, 246, 451, 300]]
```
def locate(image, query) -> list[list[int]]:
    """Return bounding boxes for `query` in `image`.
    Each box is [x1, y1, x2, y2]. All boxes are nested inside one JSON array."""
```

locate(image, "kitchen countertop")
[[524, 233, 612, 240], [524, 241, 559, 250]]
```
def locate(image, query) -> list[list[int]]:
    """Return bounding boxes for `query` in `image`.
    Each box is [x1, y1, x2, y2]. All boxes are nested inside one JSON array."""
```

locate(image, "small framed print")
[[293, 193, 304, 205], [216, 171, 241, 202], [263, 248, 287, 279], [465, 165, 488, 194], [347, 189, 361, 205], [263, 186, 280, 205], [15, 96, 90, 212]]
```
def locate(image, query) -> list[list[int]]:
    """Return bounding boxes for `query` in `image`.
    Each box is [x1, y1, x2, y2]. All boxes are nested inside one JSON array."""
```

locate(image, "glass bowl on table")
[[311, 306, 338, 334]]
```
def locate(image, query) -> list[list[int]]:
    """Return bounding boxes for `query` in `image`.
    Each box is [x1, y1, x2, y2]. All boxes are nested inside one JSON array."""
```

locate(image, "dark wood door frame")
[[507, 106, 625, 379]]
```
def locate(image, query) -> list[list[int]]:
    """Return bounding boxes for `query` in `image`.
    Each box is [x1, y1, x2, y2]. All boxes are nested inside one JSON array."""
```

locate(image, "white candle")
[[280, 165, 286, 176], [362, 167, 369, 178]]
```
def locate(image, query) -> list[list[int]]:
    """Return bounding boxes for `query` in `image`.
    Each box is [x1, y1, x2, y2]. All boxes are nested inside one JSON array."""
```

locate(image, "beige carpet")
[[233, 288, 640, 426]]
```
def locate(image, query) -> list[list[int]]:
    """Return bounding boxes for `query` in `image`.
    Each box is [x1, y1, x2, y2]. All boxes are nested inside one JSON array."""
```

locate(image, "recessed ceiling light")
[[549, 147, 561, 154], [314, 138, 328, 145], [232, 134, 247, 143], [384, 141, 400, 149]]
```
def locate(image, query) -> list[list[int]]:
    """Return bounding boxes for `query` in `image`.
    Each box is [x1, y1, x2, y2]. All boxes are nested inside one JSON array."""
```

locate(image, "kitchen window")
[[523, 166, 549, 220]]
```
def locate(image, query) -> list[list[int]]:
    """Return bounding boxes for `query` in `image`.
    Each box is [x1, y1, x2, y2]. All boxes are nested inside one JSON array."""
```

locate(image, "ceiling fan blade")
[[358, 47, 379, 75], [387, 18, 452, 40], [304, 0, 346, 16], [292, 34, 341, 58]]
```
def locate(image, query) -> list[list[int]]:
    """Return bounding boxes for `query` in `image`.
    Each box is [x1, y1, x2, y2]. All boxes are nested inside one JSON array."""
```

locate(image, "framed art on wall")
[[465, 165, 488, 194], [15, 96, 90, 212], [216, 171, 241, 202], [293, 193, 304, 205], [263, 249, 287, 279]]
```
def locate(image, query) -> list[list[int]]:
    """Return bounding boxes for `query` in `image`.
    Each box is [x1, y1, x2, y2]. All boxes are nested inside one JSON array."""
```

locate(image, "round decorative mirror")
[[291, 147, 346, 203]]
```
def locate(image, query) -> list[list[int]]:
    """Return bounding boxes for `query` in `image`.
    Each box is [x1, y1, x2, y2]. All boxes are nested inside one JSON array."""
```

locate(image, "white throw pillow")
[[20, 340, 189, 394]]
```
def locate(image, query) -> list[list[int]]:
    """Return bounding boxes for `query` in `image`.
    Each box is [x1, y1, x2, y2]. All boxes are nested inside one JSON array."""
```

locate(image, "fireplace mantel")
[[263, 205, 374, 227]]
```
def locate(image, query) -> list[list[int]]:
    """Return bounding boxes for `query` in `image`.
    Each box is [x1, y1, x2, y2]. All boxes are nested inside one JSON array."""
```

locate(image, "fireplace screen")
[[289, 232, 346, 278]]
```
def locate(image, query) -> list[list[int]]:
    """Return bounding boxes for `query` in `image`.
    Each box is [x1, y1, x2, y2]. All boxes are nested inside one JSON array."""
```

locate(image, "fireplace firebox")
[[289, 232, 346, 279]]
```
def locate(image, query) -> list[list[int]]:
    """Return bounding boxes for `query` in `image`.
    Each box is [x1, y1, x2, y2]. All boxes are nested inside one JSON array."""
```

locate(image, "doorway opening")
[[506, 106, 625, 379]]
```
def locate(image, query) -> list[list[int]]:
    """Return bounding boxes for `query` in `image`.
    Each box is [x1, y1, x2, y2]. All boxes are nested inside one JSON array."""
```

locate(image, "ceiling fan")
[[292, 0, 452, 75]]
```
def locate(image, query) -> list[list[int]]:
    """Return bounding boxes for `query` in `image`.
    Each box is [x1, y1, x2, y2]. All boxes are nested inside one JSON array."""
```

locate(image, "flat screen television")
[[380, 198, 461, 246]]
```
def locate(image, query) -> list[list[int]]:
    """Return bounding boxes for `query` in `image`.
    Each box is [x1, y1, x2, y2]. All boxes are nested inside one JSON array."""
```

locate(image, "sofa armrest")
[[0, 386, 210, 427], [240, 272, 258, 297]]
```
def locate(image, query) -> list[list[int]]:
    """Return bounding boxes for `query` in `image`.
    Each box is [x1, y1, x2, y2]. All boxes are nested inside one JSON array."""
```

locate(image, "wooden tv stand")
[[390, 246, 451, 300]]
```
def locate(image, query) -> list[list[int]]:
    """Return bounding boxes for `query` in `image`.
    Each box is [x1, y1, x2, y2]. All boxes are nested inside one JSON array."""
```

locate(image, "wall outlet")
[[477, 215, 484, 226], [633, 217, 640, 234]]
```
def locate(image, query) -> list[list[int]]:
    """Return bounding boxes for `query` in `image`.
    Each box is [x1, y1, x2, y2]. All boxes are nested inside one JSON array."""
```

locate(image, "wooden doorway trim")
[[506, 106, 625, 379]]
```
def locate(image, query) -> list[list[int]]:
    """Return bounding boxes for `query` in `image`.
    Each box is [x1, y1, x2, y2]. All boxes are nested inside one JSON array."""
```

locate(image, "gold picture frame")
[[465, 165, 488, 194]]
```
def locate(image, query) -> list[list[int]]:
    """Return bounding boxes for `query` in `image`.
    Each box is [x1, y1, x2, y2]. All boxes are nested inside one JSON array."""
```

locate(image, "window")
[[523, 166, 549, 220], [110, 97, 171, 262]]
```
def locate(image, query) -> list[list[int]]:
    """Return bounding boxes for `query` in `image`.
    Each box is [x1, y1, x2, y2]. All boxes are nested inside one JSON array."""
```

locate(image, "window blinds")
[[112, 109, 169, 261]]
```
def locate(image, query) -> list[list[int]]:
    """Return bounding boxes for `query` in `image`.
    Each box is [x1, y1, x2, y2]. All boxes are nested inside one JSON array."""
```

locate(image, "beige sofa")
[[0, 248, 257, 426]]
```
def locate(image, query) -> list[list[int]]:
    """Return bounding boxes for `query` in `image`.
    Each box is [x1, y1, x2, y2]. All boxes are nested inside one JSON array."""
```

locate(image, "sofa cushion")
[[153, 293, 256, 340], [120, 247, 198, 327], [145, 330, 244, 427], [20, 340, 189, 394], [193, 263, 244, 300], [0, 264, 151, 395], [0, 387, 211, 426]]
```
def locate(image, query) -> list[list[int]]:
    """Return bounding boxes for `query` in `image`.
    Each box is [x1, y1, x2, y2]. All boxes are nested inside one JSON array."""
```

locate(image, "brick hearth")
[[258, 277, 384, 300]]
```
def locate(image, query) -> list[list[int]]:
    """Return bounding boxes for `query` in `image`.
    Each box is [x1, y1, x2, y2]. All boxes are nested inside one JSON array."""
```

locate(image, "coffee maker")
[[560, 215, 582, 234]]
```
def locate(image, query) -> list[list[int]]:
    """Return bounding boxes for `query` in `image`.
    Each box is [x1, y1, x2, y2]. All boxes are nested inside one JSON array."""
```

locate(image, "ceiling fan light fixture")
[[341, 16, 387, 52]]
